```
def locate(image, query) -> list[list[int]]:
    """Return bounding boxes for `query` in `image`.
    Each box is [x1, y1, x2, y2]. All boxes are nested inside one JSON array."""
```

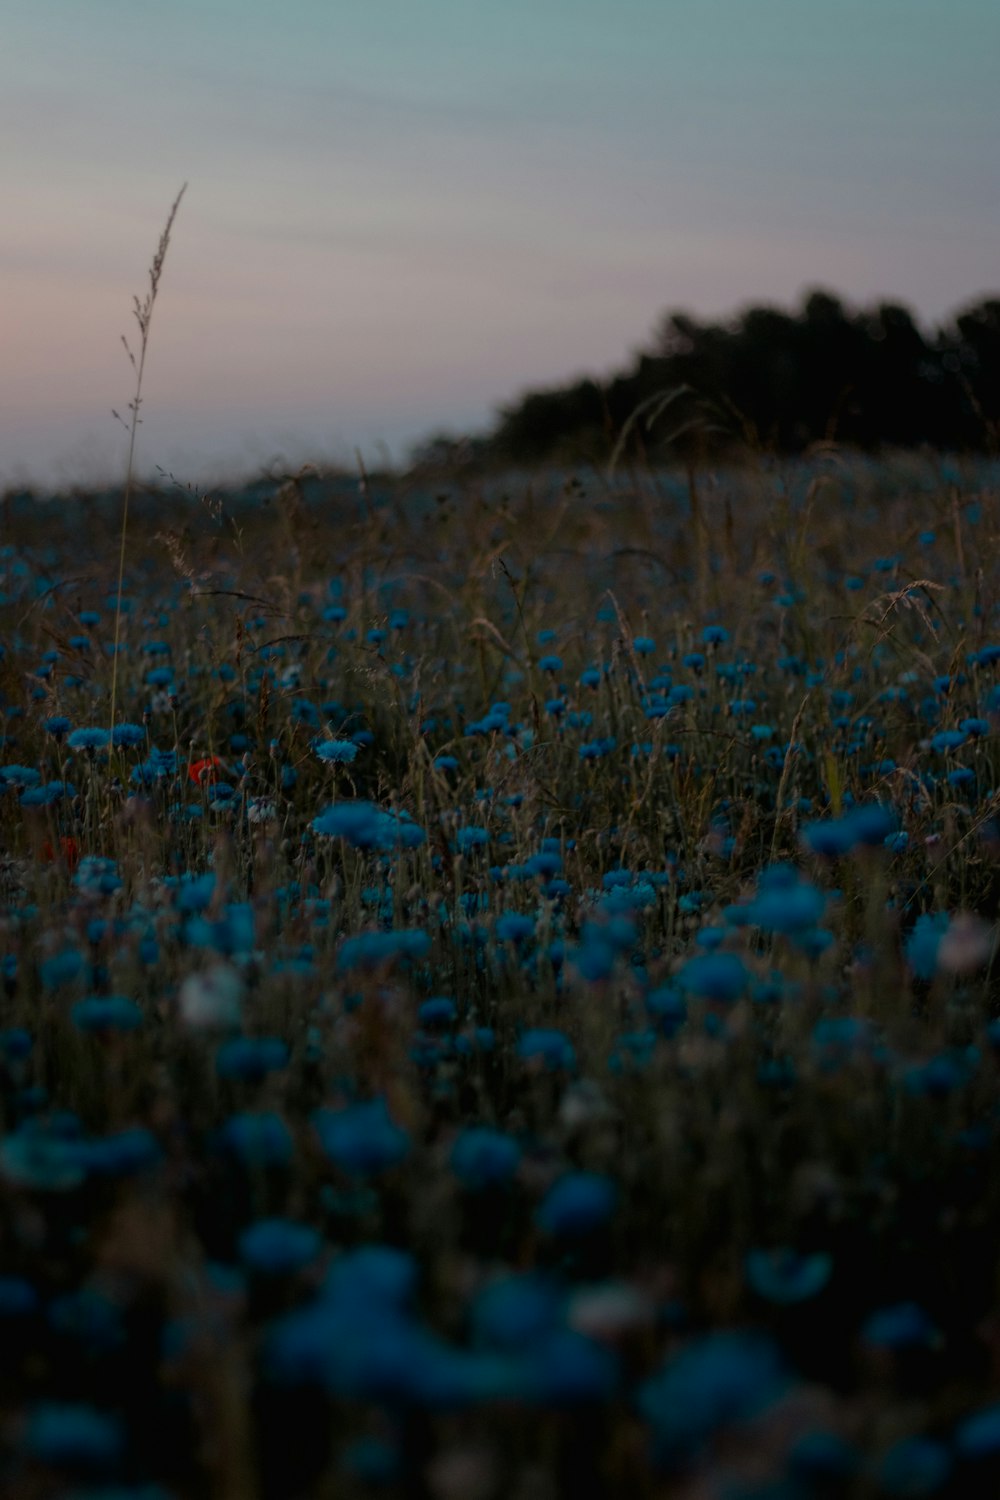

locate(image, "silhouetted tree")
[[483, 288, 1000, 466]]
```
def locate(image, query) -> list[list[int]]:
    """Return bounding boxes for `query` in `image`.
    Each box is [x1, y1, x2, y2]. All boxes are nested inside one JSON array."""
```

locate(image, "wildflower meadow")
[[2, 165, 1000, 1500], [4, 439, 1000, 1500]]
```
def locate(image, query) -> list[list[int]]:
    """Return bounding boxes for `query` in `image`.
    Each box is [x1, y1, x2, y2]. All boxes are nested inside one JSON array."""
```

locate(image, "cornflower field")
[[5, 450, 1000, 1500]]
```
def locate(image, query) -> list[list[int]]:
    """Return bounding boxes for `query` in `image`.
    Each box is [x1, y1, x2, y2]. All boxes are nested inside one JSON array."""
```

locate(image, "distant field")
[[3, 452, 1000, 1497]]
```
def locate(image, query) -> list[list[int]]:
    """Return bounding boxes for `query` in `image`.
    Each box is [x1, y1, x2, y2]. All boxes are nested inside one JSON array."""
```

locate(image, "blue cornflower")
[[0, 1276, 38, 1317], [454, 825, 489, 853], [744, 879, 826, 935], [111, 722, 146, 748], [1, 765, 41, 788], [22, 1402, 123, 1473], [638, 1331, 789, 1468], [744, 1248, 832, 1304], [314, 738, 359, 765], [862, 1302, 939, 1351], [216, 1036, 290, 1081], [904, 912, 950, 980], [418, 996, 456, 1028], [239, 1218, 322, 1275], [676, 952, 748, 1003], [313, 1098, 410, 1177], [450, 1126, 522, 1189], [579, 737, 616, 760], [877, 1437, 951, 1497], [536, 1172, 616, 1236], [337, 928, 430, 972], [801, 802, 897, 856], [930, 729, 967, 752], [312, 800, 425, 850], [220, 1111, 294, 1168], [71, 996, 143, 1033], [496, 912, 535, 944], [43, 715, 73, 738], [67, 727, 110, 752], [955, 1404, 1000, 1459], [1, 1125, 87, 1192], [518, 1028, 576, 1071]]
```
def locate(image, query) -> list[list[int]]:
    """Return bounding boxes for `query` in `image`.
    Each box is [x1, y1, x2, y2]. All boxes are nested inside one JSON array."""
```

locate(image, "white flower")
[[179, 964, 244, 1030]]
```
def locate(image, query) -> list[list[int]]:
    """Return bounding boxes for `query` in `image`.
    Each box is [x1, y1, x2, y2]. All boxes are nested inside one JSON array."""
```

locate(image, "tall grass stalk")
[[109, 183, 187, 736]]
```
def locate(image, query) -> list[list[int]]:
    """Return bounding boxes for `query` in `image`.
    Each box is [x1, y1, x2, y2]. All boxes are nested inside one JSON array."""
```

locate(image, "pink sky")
[[4, 0, 998, 488]]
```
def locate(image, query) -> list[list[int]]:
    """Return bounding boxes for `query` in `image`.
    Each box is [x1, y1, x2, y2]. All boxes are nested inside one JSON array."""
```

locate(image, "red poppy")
[[41, 836, 80, 872], [188, 756, 226, 786]]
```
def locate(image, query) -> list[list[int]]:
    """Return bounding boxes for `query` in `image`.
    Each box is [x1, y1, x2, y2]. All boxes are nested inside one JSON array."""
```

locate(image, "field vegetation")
[[5, 206, 1000, 1498], [4, 447, 1000, 1498]]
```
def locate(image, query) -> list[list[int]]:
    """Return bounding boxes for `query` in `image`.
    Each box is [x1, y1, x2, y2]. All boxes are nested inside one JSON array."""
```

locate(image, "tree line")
[[417, 290, 1000, 470]]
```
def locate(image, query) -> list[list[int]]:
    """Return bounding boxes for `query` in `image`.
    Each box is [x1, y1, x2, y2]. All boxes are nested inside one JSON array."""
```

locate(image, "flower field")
[[4, 452, 1000, 1497]]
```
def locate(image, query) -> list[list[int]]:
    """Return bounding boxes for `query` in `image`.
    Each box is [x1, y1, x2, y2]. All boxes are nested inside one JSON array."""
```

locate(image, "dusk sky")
[[5, 0, 998, 489]]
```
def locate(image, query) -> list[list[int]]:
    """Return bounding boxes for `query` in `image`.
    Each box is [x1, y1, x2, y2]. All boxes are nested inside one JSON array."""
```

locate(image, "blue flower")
[[455, 826, 489, 853], [744, 878, 826, 934], [1, 1124, 87, 1191], [638, 1331, 789, 1467], [579, 737, 616, 760], [341, 1437, 401, 1483], [0, 1275, 38, 1317], [74, 856, 122, 895], [955, 1403, 1000, 1458], [313, 1098, 410, 1176], [0, 764, 41, 789], [312, 800, 425, 850], [517, 1028, 576, 1071], [930, 729, 967, 752], [239, 1218, 323, 1275], [215, 1036, 290, 1081], [450, 1126, 522, 1189], [744, 1248, 832, 1304], [471, 1273, 562, 1349], [877, 1437, 951, 1497], [67, 727, 110, 752], [83, 1128, 161, 1177], [905, 912, 950, 981], [515, 1327, 619, 1404], [675, 952, 748, 1003], [789, 1430, 859, 1482], [337, 928, 430, 972], [20, 779, 76, 807], [313, 738, 359, 764], [40, 949, 84, 990], [71, 996, 143, 1033], [22, 1402, 123, 1473], [418, 996, 456, 1029], [862, 1301, 939, 1351], [111, 722, 146, 748], [536, 1172, 616, 1236], [219, 1111, 294, 1168], [496, 912, 535, 944], [801, 802, 897, 856]]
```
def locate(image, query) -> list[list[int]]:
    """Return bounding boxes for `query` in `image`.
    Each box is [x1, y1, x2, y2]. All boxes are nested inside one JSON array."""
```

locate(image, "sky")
[[4, 0, 999, 489]]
